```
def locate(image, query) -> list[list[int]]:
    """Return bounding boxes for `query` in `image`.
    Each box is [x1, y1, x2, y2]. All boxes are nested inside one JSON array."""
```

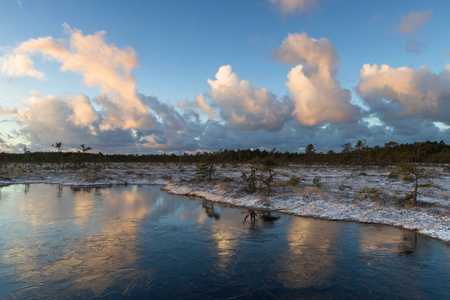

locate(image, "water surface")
[[0, 184, 449, 299]]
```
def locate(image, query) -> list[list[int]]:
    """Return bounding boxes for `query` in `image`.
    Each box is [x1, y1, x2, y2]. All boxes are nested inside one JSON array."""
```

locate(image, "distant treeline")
[[1, 140, 449, 166]]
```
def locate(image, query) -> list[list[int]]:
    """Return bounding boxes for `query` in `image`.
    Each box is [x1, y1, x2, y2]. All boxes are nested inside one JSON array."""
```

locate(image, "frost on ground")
[[1, 163, 449, 243]]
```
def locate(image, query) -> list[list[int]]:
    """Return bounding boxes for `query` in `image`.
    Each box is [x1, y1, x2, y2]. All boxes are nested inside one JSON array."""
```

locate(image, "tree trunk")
[[413, 175, 418, 207]]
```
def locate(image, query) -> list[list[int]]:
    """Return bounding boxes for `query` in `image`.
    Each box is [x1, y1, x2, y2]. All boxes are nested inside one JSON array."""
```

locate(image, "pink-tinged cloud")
[[398, 10, 433, 34], [66, 94, 99, 135], [11, 23, 150, 131], [370, 13, 385, 26], [0, 93, 99, 144], [195, 94, 218, 119], [286, 65, 354, 126], [270, 0, 317, 14], [94, 95, 155, 131], [0, 53, 44, 79], [0, 92, 191, 151], [358, 64, 450, 124], [207, 65, 292, 131], [273, 32, 356, 126], [273, 32, 339, 77], [177, 94, 218, 120], [358, 64, 438, 115]]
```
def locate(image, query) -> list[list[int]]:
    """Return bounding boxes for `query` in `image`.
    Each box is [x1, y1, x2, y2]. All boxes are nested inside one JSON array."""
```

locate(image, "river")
[[0, 184, 449, 299]]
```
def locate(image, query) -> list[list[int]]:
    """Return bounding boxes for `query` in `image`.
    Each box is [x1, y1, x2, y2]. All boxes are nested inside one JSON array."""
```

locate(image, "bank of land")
[[1, 163, 449, 242]]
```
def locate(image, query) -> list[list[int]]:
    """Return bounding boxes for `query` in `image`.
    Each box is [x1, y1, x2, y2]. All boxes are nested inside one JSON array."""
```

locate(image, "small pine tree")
[[397, 162, 425, 207], [197, 155, 215, 182], [305, 144, 315, 167], [261, 157, 277, 196], [52, 142, 64, 170], [80, 144, 92, 167]]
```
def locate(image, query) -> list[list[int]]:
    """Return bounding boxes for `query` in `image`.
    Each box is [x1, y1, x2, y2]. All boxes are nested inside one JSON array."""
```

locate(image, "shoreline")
[[1, 163, 449, 243], [162, 180, 450, 244], [162, 182, 444, 243]]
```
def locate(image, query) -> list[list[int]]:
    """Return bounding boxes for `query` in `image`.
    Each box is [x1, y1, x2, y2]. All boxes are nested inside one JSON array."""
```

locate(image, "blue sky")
[[0, 0, 449, 153]]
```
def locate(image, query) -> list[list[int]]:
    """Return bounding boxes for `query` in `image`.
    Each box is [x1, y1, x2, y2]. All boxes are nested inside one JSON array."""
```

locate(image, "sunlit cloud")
[[0, 18, 448, 153], [16, 24, 142, 110], [0, 91, 193, 152], [4, 23, 151, 131], [396, 10, 433, 53], [195, 94, 218, 119], [270, 0, 317, 14], [0, 92, 99, 145], [398, 10, 433, 34], [273, 33, 339, 75], [66, 94, 99, 135], [357, 63, 450, 125], [273, 32, 357, 126], [177, 94, 218, 119], [207, 65, 292, 131], [0, 53, 44, 79]]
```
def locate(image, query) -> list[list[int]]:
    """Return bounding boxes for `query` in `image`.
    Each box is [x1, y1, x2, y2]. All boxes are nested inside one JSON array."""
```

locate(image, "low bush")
[[286, 176, 301, 187], [313, 176, 323, 188], [358, 187, 388, 208]]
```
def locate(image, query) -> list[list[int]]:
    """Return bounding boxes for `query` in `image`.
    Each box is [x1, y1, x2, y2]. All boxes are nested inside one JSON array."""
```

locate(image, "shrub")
[[287, 176, 301, 187], [358, 187, 387, 205], [84, 174, 95, 181], [388, 172, 399, 179], [313, 176, 323, 188], [241, 165, 257, 193], [93, 164, 103, 171], [197, 162, 215, 182]]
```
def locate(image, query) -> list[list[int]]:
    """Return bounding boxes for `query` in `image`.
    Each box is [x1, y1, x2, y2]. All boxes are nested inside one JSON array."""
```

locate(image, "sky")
[[0, 0, 449, 154]]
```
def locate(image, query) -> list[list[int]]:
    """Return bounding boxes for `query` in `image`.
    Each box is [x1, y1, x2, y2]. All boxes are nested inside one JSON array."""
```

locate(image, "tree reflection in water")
[[0, 184, 449, 299], [24, 183, 30, 194], [57, 184, 63, 197], [243, 209, 280, 229], [202, 202, 221, 220], [399, 231, 418, 255]]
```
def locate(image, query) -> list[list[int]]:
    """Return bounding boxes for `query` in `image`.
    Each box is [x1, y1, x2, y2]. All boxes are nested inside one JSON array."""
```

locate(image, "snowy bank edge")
[[1, 179, 449, 244], [163, 182, 450, 244]]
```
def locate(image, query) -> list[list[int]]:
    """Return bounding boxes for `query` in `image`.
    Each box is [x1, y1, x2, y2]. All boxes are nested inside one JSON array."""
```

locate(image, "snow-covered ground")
[[1, 163, 449, 243]]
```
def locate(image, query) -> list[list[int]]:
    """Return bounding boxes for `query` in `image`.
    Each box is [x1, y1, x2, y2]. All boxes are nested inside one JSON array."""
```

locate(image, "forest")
[[1, 140, 449, 167]]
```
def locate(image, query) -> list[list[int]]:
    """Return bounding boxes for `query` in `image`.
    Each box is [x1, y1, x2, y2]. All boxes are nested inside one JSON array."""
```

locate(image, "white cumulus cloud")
[[1, 93, 100, 146], [207, 65, 292, 131], [357, 63, 450, 125], [273, 32, 357, 126]]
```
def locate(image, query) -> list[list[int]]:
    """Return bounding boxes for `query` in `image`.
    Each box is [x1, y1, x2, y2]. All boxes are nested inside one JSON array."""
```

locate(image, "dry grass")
[[295, 186, 327, 198], [420, 181, 441, 189], [216, 181, 231, 191]]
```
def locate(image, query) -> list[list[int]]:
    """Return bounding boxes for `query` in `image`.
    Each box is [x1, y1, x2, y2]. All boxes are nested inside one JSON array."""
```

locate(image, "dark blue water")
[[0, 184, 449, 299]]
